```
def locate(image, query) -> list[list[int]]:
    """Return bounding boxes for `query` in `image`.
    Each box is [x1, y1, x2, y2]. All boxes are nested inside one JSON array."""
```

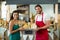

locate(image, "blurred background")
[[0, 0, 60, 40]]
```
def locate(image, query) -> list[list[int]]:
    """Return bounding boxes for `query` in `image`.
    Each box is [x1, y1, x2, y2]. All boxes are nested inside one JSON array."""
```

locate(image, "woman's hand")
[[18, 27, 24, 31]]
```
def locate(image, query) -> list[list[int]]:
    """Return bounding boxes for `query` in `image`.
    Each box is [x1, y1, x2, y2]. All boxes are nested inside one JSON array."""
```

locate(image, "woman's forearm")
[[10, 27, 23, 34], [10, 28, 19, 34]]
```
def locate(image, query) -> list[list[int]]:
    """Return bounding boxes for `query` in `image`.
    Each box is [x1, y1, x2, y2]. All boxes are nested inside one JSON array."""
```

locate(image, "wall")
[[9, 5, 17, 13]]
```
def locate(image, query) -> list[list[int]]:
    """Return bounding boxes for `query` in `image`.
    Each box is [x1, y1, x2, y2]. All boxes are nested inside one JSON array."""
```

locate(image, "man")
[[35, 4, 50, 40]]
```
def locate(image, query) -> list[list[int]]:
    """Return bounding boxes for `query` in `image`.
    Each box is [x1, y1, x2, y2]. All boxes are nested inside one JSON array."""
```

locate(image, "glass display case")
[[17, 4, 30, 22]]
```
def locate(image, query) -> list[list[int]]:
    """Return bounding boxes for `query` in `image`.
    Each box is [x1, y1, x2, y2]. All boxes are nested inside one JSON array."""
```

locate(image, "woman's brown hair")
[[10, 10, 19, 21]]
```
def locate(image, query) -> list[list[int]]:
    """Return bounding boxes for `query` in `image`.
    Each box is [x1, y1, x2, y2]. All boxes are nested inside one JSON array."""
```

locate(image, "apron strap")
[[42, 12, 43, 21], [36, 15, 38, 21], [36, 12, 44, 21]]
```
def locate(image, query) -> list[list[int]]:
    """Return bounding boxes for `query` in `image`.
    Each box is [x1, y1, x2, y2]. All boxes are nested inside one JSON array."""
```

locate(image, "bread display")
[[23, 23, 29, 29]]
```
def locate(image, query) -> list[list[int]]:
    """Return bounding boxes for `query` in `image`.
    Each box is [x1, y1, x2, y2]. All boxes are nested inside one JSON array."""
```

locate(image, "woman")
[[9, 10, 23, 40], [35, 5, 50, 40]]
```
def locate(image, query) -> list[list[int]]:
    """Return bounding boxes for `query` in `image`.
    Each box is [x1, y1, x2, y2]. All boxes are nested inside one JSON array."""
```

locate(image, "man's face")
[[35, 7, 42, 14]]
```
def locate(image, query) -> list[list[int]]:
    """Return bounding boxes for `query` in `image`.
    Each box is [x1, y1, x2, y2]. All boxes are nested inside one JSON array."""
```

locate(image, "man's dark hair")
[[35, 4, 42, 9]]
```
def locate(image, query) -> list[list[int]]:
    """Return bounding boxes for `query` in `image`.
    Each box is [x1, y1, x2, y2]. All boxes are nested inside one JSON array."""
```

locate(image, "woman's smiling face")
[[13, 13, 19, 20]]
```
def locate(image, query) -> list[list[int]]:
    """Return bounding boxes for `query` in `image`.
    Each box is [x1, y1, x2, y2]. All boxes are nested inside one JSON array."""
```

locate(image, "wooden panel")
[[58, 14, 60, 27]]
